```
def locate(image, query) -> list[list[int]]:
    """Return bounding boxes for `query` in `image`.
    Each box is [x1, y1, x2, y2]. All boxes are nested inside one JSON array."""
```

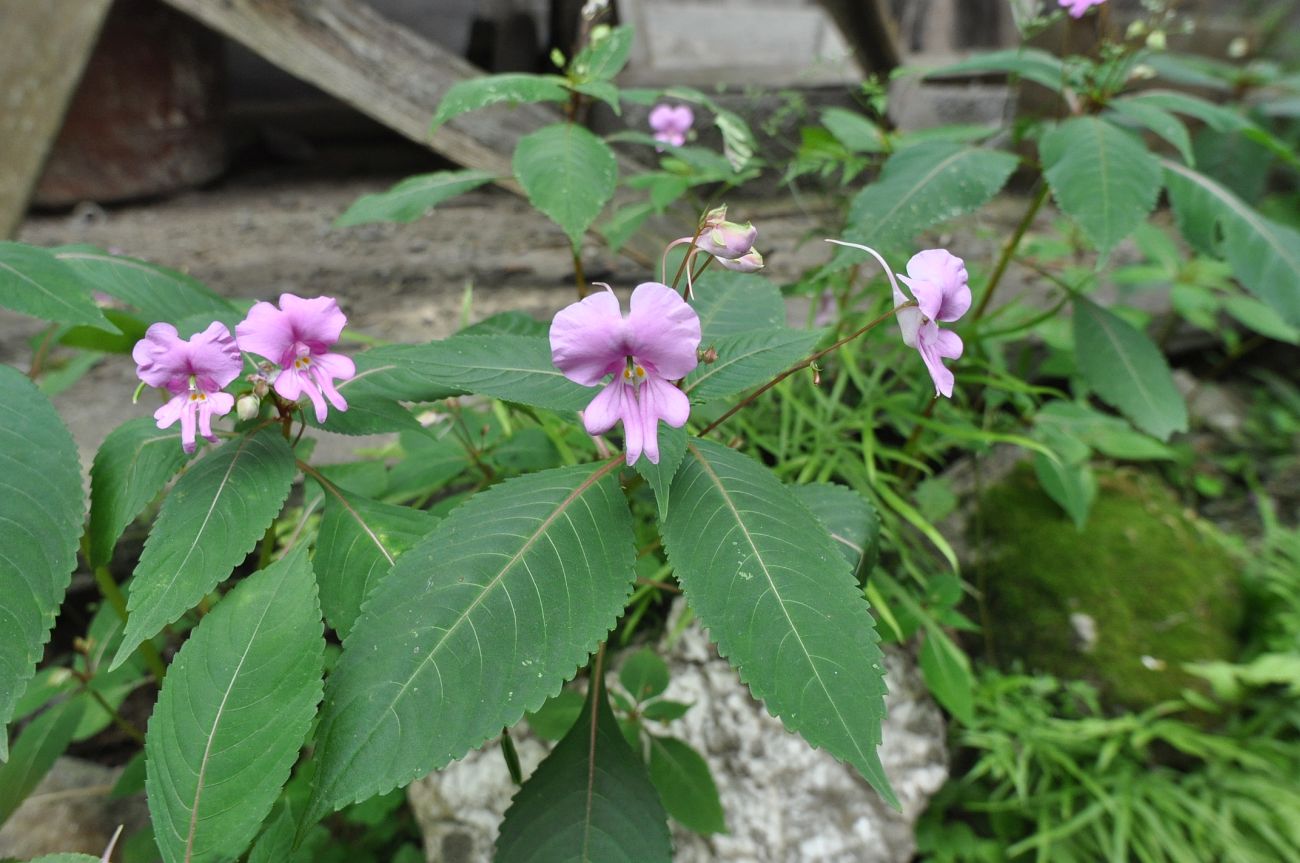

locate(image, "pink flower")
[[1060, 0, 1104, 18], [133, 321, 242, 453], [827, 240, 969, 398], [550, 282, 701, 465], [235, 293, 355, 422], [649, 103, 693, 148]]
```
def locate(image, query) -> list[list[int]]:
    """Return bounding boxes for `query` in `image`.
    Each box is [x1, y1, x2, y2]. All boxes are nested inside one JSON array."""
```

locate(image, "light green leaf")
[[514, 123, 618, 247], [1040, 117, 1162, 259], [27, 855, 101, 863], [1223, 295, 1299, 344], [496, 681, 672, 863], [1106, 100, 1194, 166], [572, 25, 634, 82], [371, 336, 592, 412], [1072, 298, 1187, 441], [334, 170, 496, 227], [0, 367, 85, 762], [619, 648, 669, 702], [1163, 159, 1300, 326], [684, 328, 819, 400], [821, 108, 886, 154], [918, 627, 974, 724], [53, 245, 234, 324], [145, 549, 324, 863], [648, 735, 726, 836], [430, 74, 569, 129], [1035, 401, 1174, 461], [0, 699, 85, 826], [306, 461, 636, 819], [924, 48, 1066, 92], [87, 418, 193, 568], [689, 270, 786, 341], [791, 482, 881, 575], [114, 429, 298, 669], [836, 142, 1018, 262], [1034, 451, 1096, 529], [600, 202, 655, 252], [0, 242, 117, 331], [661, 439, 896, 805], [313, 483, 438, 639], [570, 80, 621, 113]]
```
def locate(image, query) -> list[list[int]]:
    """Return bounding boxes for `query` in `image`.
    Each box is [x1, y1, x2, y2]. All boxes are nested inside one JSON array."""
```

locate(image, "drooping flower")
[[1060, 0, 1105, 18], [827, 240, 970, 398], [133, 321, 243, 453], [649, 103, 694, 148], [235, 293, 355, 422], [663, 205, 765, 293], [550, 282, 701, 465]]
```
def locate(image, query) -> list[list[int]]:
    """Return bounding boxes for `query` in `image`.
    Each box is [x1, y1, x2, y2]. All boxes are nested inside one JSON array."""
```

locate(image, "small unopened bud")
[[1129, 63, 1157, 81], [1227, 36, 1249, 58], [1145, 30, 1166, 51], [697, 222, 758, 259], [717, 249, 764, 273], [699, 345, 718, 364], [811, 363, 822, 386], [702, 205, 729, 227], [1125, 20, 1146, 39], [236, 394, 261, 421]]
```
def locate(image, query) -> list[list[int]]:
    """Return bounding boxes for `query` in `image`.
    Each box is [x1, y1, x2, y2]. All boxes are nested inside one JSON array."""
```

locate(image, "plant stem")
[[93, 565, 168, 683], [28, 324, 59, 380], [698, 304, 909, 436], [77, 677, 146, 744], [572, 245, 588, 299], [971, 183, 1049, 322]]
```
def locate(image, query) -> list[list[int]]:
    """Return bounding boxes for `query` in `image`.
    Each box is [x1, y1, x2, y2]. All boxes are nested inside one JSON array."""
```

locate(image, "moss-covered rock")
[[976, 467, 1242, 710]]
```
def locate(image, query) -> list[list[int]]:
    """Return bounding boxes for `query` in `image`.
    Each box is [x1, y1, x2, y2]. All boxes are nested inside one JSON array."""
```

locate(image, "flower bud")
[[702, 205, 729, 227], [699, 222, 758, 259], [717, 249, 764, 272], [699, 345, 718, 364], [236, 394, 261, 421]]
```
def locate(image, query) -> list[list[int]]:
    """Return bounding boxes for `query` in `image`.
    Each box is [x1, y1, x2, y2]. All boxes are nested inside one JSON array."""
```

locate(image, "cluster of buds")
[[694, 206, 763, 273]]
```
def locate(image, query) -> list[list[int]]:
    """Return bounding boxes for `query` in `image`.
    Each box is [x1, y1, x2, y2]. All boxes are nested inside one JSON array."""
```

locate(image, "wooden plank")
[[0, 0, 114, 238], [158, 0, 675, 265]]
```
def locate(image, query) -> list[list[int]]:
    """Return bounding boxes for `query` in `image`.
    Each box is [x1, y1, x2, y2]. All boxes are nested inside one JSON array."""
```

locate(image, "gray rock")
[[407, 608, 947, 862], [0, 756, 148, 860]]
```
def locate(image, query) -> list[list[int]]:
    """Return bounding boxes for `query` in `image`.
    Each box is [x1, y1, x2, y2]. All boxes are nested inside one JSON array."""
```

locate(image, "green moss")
[[976, 467, 1242, 710]]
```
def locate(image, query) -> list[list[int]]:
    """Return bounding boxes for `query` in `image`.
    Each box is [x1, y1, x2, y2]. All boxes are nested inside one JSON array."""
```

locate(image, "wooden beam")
[[0, 0, 114, 238], [159, 0, 674, 265]]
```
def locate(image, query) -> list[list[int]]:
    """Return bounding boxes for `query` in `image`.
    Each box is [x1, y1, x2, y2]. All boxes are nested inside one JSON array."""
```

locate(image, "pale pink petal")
[[187, 322, 242, 390], [623, 394, 646, 466], [895, 304, 921, 349], [313, 351, 355, 383], [626, 282, 701, 380], [179, 400, 198, 453], [916, 323, 956, 398], [643, 375, 690, 428], [273, 366, 306, 402], [932, 327, 963, 360], [637, 389, 661, 465], [278, 293, 348, 350], [206, 391, 235, 416], [133, 323, 190, 388], [236, 300, 296, 365], [583, 377, 629, 436], [311, 366, 348, 414], [551, 289, 628, 386], [300, 378, 329, 423], [668, 106, 694, 133], [897, 274, 944, 322], [153, 395, 186, 430], [197, 400, 217, 443], [903, 249, 970, 322]]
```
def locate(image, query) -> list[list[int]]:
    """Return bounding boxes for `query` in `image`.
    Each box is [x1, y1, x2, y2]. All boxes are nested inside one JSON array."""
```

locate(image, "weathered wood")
[[158, 0, 674, 265], [0, 0, 114, 238]]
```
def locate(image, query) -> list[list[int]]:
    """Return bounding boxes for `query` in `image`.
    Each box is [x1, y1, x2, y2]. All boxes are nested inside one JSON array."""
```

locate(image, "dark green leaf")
[[0, 242, 117, 331], [647, 735, 726, 835], [313, 483, 437, 639], [0, 367, 85, 762], [306, 461, 636, 818], [791, 482, 881, 575], [496, 682, 672, 863], [634, 423, 686, 519], [684, 328, 819, 400], [513, 123, 618, 247], [1072, 297, 1188, 440], [145, 549, 324, 863], [619, 648, 669, 702], [599, 202, 655, 252], [303, 393, 422, 436], [0, 699, 85, 826], [110, 751, 147, 800], [87, 418, 192, 568], [527, 689, 585, 741], [661, 439, 896, 805], [925, 48, 1066, 92], [459, 311, 548, 338], [334, 170, 496, 227], [114, 429, 298, 668], [689, 270, 786, 341], [1041, 117, 1161, 259], [53, 245, 234, 324], [918, 627, 974, 724], [430, 74, 569, 129]]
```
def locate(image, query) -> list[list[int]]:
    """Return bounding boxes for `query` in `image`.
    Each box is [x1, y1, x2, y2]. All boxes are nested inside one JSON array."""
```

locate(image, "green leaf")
[[459, 310, 549, 338], [1034, 451, 1096, 529], [145, 549, 324, 863], [1223, 295, 1299, 344], [684, 328, 819, 400], [302, 393, 421, 436], [918, 627, 974, 724], [53, 245, 235, 324], [791, 482, 881, 575], [513, 123, 618, 247], [0, 699, 85, 826], [1040, 117, 1162, 259], [634, 423, 686, 519], [572, 25, 634, 82], [430, 74, 569, 129], [1106, 100, 1194, 166], [313, 483, 438, 639], [641, 700, 691, 722], [836, 142, 1018, 262], [0, 242, 117, 331], [1035, 401, 1174, 461], [334, 170, 497, 227], [1163, 160, 1300, 326], [600, 202, 655, 252], [647, 736, 726, 835], [0, 367, 85, 762], [26, 855, 101, 863], [372, 336, 592, 411], [689, 270, 786, 341], [113, 429, 298, 669], [87, 418, 193, 568], [619, 648, 669, 702], [661, 440, 896, 806], [496, 681, 672, 863], [924, 47, 1066, 92], [526, 689, 585, 741], [335, 347, 463, 404], [569, 80, 621, 114], [306, 461, 636, 818], [1072, 298, 1187, 441], [820, 108, 886, 154]]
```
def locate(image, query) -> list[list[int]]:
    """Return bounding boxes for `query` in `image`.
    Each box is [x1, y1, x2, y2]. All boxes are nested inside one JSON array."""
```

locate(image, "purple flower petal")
[[551, 289, 627, 387], [188, 322, 244, 390], [236, 300, 297, 365], [278, 293, 348, 350], [903, 250, 970, 322], [916, 323, 963, 398], [625, 282, 700, 380], [583, 377, 631, 436], [133, 323, 189, 388]]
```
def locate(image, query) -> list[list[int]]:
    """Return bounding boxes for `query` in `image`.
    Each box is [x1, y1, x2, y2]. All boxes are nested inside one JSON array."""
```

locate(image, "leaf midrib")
[[0, 257, 90, 319], [1081, 303, 1164, 424]]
